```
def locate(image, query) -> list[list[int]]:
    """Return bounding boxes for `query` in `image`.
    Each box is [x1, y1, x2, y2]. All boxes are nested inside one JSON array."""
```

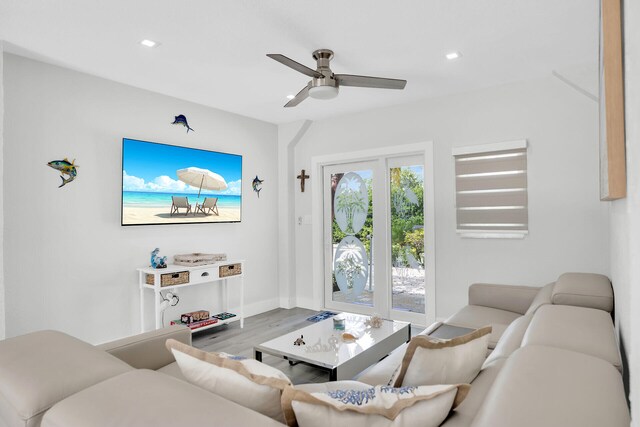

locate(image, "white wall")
[[0, 43, 5, 340], [292, 75, 610, 319], [611, 0, 640, 423], [277, 120, 312, 308], [2, 54, 279, 344]]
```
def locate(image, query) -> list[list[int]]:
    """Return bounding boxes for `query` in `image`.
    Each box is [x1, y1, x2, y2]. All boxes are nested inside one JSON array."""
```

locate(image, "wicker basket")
[[219, 263, 242, 278], [146, 271, 190, 287]]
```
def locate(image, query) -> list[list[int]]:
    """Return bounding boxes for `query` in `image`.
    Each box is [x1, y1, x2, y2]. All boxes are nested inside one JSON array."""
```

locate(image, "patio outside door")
[[323, 155, 431, 326]]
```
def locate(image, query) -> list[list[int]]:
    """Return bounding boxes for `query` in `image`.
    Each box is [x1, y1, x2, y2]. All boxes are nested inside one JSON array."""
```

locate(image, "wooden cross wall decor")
[[297, 169, 310, 192]]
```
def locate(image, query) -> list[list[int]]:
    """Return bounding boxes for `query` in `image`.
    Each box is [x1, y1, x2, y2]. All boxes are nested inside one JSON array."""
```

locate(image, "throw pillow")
[[281, 383, 469, 427], [394, 325, 492, 387], [166, 339, 291, 423]]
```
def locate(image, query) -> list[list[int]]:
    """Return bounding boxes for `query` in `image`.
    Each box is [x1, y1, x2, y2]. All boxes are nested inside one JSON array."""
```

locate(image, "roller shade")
[[453, 140, 528, 238]]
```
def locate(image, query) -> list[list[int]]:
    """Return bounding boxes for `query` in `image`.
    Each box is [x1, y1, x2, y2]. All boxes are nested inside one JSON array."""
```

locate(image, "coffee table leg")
[[255, 349, 262, 362], [329, 368, 338, 382]]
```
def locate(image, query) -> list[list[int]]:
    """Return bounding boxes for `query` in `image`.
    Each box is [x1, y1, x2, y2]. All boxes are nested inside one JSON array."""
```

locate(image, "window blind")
[[453, 140, 528, 238]]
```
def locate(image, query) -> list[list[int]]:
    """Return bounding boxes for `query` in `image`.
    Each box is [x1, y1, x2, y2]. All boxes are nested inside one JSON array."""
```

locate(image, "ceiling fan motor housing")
[[309, 49, 339, 98]]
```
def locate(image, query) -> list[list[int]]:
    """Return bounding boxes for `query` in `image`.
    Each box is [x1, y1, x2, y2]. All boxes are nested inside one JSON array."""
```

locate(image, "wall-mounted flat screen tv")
[[122, 138, 242, 226]]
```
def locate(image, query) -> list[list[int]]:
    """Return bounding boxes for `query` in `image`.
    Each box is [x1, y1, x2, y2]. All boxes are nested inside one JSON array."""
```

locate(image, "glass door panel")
[[324, 163, 376, 314], [389, 162, 425, 315]]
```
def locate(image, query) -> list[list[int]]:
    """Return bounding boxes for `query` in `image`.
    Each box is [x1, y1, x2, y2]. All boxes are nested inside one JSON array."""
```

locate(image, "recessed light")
[[446, 51, 461, 60], [286, 94, 295, 99], [140, 39, 158, 48]]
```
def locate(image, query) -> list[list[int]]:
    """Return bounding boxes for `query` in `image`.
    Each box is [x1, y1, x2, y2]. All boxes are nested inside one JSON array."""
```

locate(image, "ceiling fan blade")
[[267, 54, 324, 79], [336, 74, 407, 90], [284, 84, 311, 107]]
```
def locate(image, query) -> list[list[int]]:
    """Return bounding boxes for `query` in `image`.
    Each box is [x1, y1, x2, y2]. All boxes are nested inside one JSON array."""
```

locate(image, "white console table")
[[137, 260, 244, 333]]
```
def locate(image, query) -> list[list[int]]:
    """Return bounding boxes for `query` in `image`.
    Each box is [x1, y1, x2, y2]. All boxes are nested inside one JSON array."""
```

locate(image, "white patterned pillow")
[[281, 383, 469, 427], [166, 339, 291, 423], [395, 326, 491, 387]]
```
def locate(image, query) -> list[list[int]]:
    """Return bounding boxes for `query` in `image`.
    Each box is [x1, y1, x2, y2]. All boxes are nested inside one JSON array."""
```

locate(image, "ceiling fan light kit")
[[309, 85, 339, 99], [267, 48, 407, 107]]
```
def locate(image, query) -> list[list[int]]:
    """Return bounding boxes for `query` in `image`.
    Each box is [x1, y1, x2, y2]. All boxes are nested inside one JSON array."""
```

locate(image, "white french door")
[[322, 153, 433, 326]]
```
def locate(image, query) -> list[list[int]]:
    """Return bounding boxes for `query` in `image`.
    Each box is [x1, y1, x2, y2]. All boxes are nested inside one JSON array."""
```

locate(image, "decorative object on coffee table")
[[304, 336, 339, 353], [293, 335, 305, 346], [365, 314, 383, 329], [333, 316, 345, 330], [341, 332, 357, 342], [150, 248, 168, 269], [297, 169, 310, 192]]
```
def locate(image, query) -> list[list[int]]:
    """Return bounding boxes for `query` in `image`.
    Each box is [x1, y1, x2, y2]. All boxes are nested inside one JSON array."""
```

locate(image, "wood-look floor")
[[192, 307, 421, 385], [192, 307, 330, 384]]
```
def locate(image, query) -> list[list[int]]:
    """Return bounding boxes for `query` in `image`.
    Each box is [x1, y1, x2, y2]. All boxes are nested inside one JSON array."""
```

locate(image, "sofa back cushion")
[[468, 284, 540, 315], [0, 330, 132, 427], [551, 272, 613, 312], [97, 324, 191, 370], [522, 304, 621, 371], [482, 315, 532, 368], [524, 282, 554, 316], [470, 346, 630, 427]]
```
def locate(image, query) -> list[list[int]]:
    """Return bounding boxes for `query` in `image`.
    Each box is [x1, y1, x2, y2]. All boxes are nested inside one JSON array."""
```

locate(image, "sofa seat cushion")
[[551, 272, 613, 312], [0, 330, 132, 426], [470, 346, 630, 427], [522, 305, 621, 371], [445, 305, 521, 348], [41, 370, 284, 427]]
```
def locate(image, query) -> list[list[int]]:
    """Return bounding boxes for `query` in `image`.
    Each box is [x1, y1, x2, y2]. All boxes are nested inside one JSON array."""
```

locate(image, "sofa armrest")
[[469, 284, 541, 315], [97, 325, 191, 370]]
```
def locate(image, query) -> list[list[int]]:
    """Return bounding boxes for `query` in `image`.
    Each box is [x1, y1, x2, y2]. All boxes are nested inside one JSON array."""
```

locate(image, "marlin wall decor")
[[171, 114, 195, 133]]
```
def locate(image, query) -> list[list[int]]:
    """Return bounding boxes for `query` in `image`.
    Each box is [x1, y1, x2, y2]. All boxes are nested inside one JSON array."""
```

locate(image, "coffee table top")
[[254, 313, 409, 370]]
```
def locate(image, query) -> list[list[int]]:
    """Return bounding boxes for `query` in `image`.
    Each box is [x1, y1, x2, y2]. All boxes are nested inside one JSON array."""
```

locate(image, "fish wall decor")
[[47, 158, 78, 188], [252, 175, 264, 197], [171, 114, 194, 133]]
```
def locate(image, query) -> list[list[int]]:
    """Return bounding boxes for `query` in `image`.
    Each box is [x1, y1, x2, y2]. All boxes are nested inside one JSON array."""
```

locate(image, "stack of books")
[[170, 317, 218, 330]]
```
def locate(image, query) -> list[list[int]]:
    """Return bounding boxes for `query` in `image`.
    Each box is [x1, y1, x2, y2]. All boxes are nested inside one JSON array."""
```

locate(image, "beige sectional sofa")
[[0, 272, 630, 426]]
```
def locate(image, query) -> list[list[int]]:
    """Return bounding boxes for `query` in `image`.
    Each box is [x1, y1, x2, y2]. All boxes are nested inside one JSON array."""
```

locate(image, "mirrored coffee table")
[[254, 313, 411, 381]]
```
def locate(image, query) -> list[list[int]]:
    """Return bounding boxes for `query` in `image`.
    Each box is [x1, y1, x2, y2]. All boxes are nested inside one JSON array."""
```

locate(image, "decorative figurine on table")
[[150, 248, 168, 269], [293, 335, 305, 346], [365, 314, 383, 329]]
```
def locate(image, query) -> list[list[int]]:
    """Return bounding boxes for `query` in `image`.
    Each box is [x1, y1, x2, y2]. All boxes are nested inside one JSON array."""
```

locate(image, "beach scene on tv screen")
[[122, 139, 242, 225]]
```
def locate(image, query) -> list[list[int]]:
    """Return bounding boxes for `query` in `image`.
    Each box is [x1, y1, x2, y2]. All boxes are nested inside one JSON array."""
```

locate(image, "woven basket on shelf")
[[146, 271, 190, 287], [219, 263, 242, 278]]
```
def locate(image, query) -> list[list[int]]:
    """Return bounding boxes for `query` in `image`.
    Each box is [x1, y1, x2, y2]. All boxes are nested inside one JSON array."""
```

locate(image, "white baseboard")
[[279, 297, 296, 309], [295, 297, 320, 311]]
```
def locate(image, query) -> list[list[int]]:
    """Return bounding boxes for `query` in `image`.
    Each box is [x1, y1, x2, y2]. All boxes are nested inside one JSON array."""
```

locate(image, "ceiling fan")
[[267, 49, 407, 107]]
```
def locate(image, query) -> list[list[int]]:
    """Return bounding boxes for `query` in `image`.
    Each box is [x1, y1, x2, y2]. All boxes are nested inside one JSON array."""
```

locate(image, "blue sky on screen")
[[122, 139, 242, 195]]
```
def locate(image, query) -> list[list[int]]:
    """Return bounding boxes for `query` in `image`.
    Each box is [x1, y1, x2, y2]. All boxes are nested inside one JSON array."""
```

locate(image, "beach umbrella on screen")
[[177, 167, 228, 198]]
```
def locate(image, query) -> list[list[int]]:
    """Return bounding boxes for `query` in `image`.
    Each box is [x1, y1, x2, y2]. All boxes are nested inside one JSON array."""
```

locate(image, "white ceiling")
[[0, 0, 598, 124]]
